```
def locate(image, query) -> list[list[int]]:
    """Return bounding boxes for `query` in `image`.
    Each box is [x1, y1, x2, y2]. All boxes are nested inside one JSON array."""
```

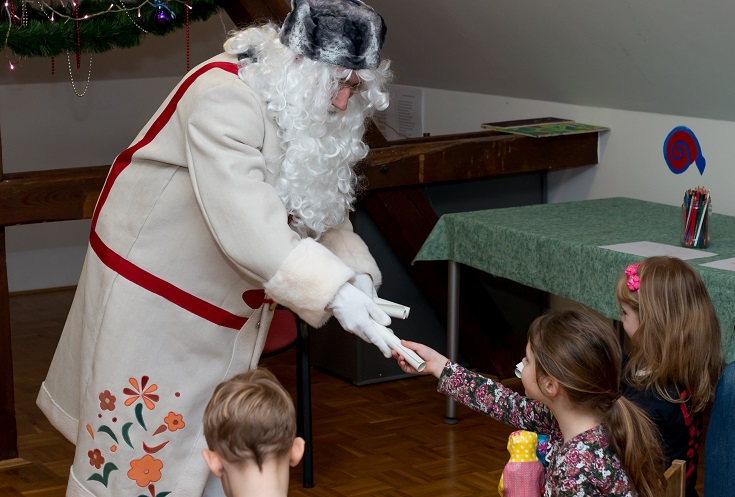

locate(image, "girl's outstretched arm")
[[395, 341, 555, 433], [392, 340, 448, 378]]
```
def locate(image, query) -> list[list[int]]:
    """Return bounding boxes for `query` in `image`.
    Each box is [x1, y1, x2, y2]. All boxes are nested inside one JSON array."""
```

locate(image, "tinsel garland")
[[1, 0, 224, 58]]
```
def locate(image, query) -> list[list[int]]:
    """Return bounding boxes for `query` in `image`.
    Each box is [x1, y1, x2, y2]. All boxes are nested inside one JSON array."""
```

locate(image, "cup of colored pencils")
[[681, 187, 711, 248]]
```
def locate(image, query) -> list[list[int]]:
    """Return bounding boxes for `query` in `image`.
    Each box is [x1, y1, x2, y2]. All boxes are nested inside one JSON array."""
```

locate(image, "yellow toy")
[[498, 430, 544, 497]]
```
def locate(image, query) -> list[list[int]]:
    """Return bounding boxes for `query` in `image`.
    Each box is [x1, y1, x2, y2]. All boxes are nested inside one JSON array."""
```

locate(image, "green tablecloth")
[[414, 197, 735, 362]]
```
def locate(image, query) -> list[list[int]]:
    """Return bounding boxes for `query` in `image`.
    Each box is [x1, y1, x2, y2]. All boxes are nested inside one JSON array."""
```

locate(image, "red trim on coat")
[[90, 61, 249, 330], [678, 389, 701, 488]]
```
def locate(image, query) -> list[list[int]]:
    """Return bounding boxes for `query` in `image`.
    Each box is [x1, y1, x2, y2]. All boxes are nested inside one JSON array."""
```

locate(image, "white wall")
[[420, 88, 735, 214], [1, 13, 234, 292]]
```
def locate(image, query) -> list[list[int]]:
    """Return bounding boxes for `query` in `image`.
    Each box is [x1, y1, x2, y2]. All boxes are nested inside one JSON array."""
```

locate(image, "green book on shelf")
[[482, 117, 609, 138]]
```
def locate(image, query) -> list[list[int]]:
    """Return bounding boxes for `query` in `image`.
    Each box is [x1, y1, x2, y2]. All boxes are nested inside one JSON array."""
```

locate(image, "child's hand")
[[392, 340, 448, 379]]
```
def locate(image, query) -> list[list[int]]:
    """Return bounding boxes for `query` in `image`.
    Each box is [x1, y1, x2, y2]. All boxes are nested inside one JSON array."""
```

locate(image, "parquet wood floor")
[[0, 288, 708, 496]]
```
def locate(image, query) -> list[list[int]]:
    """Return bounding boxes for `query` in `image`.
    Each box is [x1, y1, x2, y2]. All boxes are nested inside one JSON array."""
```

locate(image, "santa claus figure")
[[37, 1, 393, 495]]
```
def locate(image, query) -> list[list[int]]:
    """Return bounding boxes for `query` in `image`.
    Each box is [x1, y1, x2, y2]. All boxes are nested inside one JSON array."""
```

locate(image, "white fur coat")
[[37, 52, 379, 497]]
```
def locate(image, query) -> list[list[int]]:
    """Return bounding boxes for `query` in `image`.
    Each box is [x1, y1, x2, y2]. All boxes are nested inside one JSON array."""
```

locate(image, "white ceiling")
[[369, 0, 735, 122]]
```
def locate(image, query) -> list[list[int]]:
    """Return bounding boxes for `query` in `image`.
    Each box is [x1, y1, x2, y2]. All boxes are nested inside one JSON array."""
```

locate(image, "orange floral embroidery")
[[123, 376, 159, 410], [99, 390, 116, 411], [163, 411, 185, 432], [127, 454, 163, 487], [88, 448, 105, 469]]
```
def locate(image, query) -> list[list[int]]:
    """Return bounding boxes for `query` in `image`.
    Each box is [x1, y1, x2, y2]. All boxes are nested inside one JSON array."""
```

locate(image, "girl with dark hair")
[[393, 309, 666, 497]]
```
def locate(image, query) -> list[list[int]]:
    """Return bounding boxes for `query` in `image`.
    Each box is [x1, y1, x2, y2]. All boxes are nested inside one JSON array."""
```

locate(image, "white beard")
[[226, 25, 391, 239], [272, 89, 369, 240]]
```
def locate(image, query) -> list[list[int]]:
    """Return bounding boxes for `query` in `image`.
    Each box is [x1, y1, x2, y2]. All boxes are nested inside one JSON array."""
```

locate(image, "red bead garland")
[[185, 3, 190, 72], [75, 2, 81, 69]]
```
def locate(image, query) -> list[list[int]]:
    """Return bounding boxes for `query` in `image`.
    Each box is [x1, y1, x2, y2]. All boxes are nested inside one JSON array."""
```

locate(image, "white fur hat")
[[279, 0, 386, 70]]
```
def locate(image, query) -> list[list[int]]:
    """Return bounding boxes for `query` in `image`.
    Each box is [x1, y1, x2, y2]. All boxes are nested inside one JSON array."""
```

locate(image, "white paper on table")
[[374, 297, 410, 319], [372, 322, 426, 372], [598, 241, 717, 261], [699, 257, 735, 271]]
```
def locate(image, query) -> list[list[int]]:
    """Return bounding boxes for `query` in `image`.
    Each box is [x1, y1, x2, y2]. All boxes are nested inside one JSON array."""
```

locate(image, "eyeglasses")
[[337, 78, 364, 95]]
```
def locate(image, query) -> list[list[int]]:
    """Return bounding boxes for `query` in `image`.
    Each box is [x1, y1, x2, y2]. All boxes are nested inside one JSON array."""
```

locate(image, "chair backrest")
[[262, 309, 297, 356], [664, 459, 686, 497]]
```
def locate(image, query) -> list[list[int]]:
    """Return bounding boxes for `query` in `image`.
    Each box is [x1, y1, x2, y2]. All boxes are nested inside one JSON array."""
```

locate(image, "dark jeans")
[[704, 361, 735, 496]]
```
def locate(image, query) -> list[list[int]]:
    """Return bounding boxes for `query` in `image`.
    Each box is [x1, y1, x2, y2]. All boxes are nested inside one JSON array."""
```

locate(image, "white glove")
[[328, 282, 392, 357], [351, 273, 377, 299]]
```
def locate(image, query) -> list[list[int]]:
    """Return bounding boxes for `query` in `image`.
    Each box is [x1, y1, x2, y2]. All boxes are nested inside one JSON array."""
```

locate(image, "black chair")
[[261, 309, 314, 488]]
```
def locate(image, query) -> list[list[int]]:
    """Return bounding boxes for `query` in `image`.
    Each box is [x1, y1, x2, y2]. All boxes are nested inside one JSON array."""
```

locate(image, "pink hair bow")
[[625, 263, 640, 292]]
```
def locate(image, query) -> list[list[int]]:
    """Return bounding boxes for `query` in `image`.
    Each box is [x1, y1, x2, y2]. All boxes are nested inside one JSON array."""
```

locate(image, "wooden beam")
[[0, 132, 598, 228], [0, 227, 18, 461], [0, 129, 19, 460], [0, 166, 108, 227], [358, 131, 598, 190]]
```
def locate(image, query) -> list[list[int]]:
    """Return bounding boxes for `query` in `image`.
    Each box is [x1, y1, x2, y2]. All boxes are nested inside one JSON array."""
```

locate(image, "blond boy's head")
[[202, 367, 303, 482]]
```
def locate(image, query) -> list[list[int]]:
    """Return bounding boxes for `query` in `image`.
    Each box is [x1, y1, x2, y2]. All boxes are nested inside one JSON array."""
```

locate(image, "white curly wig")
[[223, 24, 392, 239]]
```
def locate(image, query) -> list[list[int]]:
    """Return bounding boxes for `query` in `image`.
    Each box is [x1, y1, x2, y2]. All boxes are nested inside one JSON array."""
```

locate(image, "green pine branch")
[[1, 0, 225, 58]]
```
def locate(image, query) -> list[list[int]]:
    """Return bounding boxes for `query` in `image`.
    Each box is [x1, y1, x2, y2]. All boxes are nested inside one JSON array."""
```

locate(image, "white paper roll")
[[372, 322, 426, 372], [374, 297, 411, 319]]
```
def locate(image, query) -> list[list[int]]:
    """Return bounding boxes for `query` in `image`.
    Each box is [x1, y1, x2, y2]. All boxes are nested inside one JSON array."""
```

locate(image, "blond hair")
[[528, 309, 666, 497], [616, 256, 723, 412], [202, 368, 296, 470]]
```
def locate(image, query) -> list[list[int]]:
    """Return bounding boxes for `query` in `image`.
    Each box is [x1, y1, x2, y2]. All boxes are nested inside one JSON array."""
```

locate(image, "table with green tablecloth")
[[414, 197, 735, 419]]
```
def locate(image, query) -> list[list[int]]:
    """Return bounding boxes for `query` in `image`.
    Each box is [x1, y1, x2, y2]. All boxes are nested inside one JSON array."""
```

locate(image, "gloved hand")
[[328, 282, 392, 358], [351, 273, 377, 299]]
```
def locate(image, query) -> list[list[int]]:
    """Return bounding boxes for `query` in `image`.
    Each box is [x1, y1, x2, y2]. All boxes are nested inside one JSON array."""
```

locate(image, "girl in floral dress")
[[616, 257, 722, 497], [393, 309, 666, 497]]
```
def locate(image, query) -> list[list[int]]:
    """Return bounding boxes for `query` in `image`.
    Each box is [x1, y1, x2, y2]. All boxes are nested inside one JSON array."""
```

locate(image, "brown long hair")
[[616, 256, 723, 412], [528, 309, 666, 497]]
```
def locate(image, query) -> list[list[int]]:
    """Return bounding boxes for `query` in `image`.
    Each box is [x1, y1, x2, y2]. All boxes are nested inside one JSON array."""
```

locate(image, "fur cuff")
[[319, 229, 382, 288], [265, 238, 355, 327]]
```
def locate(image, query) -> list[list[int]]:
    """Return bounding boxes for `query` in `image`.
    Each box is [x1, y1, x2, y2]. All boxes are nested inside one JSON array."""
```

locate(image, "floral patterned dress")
[[438, 362, 635, 496]]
